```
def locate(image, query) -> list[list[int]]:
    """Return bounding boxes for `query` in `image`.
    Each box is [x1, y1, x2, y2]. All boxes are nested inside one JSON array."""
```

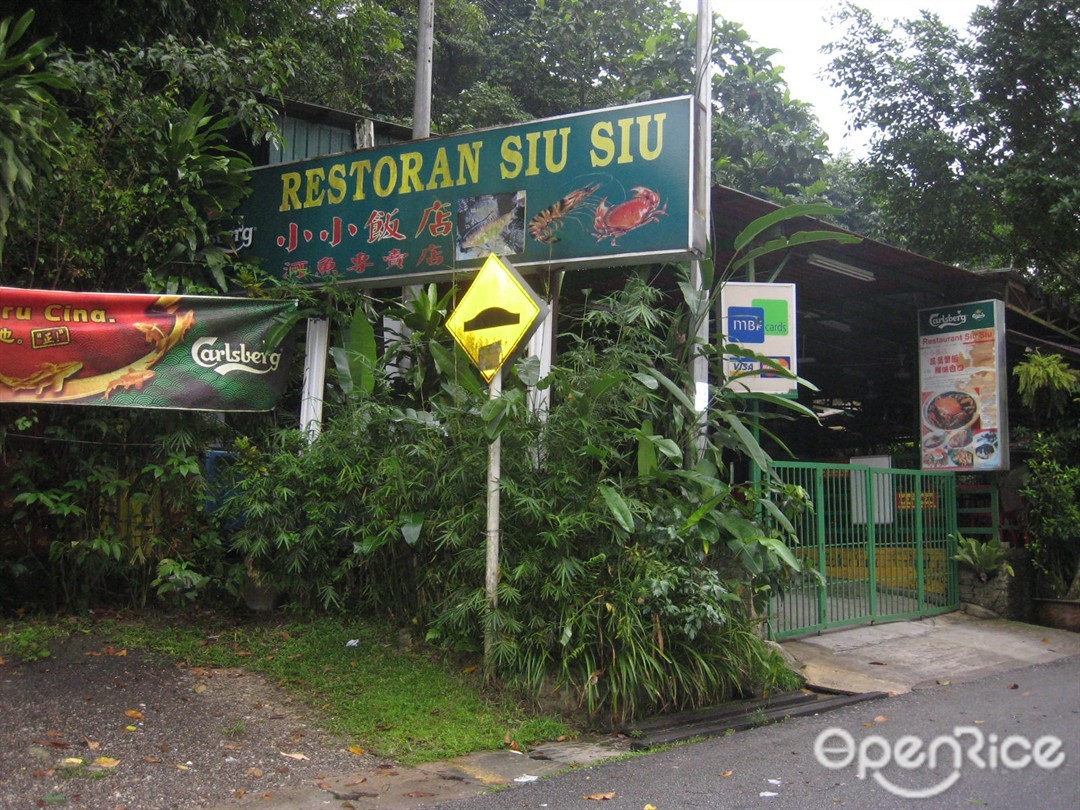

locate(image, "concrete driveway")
[[780, 609, 1080, 696]]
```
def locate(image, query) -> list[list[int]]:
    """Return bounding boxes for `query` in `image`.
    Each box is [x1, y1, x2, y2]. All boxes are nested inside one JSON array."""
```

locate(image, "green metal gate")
[[768, 462, 960, 639]]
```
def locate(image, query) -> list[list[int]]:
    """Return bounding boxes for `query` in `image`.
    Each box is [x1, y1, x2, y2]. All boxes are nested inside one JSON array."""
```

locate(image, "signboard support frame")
[[300, 317, 330, 441]]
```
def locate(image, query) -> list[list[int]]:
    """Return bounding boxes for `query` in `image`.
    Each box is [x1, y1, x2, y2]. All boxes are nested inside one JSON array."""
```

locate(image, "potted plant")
[[952, 533, 1017, 618]]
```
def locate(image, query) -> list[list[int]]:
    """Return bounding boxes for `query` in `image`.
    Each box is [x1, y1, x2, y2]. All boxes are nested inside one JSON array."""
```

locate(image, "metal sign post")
[[445, 254, 548, 677], [484, 366, 502, 674]]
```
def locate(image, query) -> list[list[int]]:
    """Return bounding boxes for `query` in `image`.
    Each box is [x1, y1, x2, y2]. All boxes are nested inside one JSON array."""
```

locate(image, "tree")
[[709, 19, 829, 198], [0, 34, 297, 293], [824, 0, 1080, 300], [0, 11, 70, 260]]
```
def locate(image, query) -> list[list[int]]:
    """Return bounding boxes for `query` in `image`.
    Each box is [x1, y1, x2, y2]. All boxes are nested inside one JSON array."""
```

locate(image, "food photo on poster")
[[917, 300, 1009, 472]]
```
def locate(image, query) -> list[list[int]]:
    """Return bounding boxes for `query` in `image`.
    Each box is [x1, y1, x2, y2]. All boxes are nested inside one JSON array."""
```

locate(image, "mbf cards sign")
[[917, 299, 1009, 472], [0, 287, 296, 412], [233, 97, 698, 286], [720, 283, 798, 395]]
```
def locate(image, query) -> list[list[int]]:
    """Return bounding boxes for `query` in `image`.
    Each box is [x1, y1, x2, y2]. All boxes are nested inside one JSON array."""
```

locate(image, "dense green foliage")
[[0, 11, 70, 259], [0, 32, 295, 293], [823, 0, 1080, 298], [219, 276, 808, 721], [1012, 351, 1080, 600]]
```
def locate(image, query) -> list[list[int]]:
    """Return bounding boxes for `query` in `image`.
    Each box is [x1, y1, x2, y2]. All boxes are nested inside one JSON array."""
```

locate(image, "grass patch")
[[3, 612, 571, 764]]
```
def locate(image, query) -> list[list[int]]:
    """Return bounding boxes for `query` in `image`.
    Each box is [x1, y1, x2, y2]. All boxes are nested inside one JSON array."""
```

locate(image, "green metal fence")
[[767, 461, 960, 639]]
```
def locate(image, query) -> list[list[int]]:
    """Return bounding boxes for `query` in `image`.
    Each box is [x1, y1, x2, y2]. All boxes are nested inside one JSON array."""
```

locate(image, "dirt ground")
[[0, 631, 381, 809]]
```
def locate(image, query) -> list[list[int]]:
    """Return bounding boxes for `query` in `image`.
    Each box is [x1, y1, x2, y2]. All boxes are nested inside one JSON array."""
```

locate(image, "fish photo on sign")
[[455, 191, 526, 261]]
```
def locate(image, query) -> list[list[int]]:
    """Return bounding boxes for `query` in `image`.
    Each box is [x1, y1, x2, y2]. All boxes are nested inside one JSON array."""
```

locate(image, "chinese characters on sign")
[[917, 300, 1009, 472], [235, 97, 698, 286], [0, 287, 296, 412]]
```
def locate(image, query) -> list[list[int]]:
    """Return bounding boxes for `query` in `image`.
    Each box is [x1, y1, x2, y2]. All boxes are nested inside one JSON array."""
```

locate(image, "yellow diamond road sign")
[[446, 254, 548, 383]]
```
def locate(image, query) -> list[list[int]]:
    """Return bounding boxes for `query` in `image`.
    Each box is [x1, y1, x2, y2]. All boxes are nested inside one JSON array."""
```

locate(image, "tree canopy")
[[824, 0, 1079, 300]]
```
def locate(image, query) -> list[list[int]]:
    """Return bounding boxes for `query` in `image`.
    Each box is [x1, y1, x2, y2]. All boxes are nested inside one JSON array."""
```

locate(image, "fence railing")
[[767, 461, 960, 638]]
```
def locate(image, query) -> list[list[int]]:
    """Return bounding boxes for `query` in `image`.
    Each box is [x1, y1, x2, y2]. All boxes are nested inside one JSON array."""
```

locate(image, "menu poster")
[[917, 299, 1009, 472]]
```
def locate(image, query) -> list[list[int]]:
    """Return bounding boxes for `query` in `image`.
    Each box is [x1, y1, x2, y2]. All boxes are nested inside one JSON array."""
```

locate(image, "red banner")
[[0, 288, 296, 411]]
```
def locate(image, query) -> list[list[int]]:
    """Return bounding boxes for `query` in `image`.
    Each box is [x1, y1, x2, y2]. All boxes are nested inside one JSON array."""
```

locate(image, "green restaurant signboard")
[[233, 97, 699, 286], [0, 287, 296, 412]]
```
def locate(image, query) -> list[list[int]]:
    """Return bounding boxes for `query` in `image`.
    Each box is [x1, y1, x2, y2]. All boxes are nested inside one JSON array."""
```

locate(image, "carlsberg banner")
[[0, 287, 296, 412], [233, 97, 698, 286]]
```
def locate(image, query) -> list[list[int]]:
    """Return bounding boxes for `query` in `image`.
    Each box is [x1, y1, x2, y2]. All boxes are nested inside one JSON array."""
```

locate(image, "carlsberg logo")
[[928, 312, 967, 330], [192, 337, 282, 376]]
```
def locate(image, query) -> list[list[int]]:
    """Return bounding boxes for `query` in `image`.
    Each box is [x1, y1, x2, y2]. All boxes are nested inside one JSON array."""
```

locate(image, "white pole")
[[691, 0, 714, 457], [299, 318, 330, 441], [483, 366, 502, 676]]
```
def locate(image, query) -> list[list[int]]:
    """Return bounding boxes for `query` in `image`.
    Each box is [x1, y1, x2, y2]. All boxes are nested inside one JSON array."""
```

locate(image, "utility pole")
[[413, 0, 435, 139]]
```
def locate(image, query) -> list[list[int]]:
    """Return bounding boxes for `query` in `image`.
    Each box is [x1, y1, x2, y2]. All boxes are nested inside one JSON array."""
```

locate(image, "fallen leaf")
[[760, 791, 779, 798], [223, 742, 244, 751], [276, 766, 290, 775], [937, 680, 951, 686], [868, 661, 886, 666], [143, 756, 161, 764], [974, 720, 985, 724], [583, 792, 616, 801], [160, 743, 170, 753], [768, 779, 782, 785], [722, 770, 734, 777], [34, 739, 70, 749], [863, 722, 875, 728], [348, 746, 365, 756], [60, 758, 84, 767], [193, 683, 208, 694], [645, 805, 658, 810], [94, 757, 120, 769], [462, 665, 478, 674], [0, 655, 5, 665], [82, 737, 100, 751], [175, 764, 190, 771], [124, 725, 139, 732], [234, 790, 247, 799], [85, 651, 103, 657], [873, 715, 889, 723], [1008, 683, 1019, 690], [1022, 691, 1032, 696], [247, 768, 264, 778], [280, 752, 309, 761], [125, 710, 144, 720], [406, 791, 436, 798]]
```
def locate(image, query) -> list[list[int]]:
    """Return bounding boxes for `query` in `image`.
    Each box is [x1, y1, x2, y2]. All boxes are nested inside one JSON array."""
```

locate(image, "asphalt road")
[[438, 656, 1080, 810]]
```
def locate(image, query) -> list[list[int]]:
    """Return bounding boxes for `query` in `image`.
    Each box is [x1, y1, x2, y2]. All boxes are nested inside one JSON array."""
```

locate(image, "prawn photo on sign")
[[527, 183, 599, 244]]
